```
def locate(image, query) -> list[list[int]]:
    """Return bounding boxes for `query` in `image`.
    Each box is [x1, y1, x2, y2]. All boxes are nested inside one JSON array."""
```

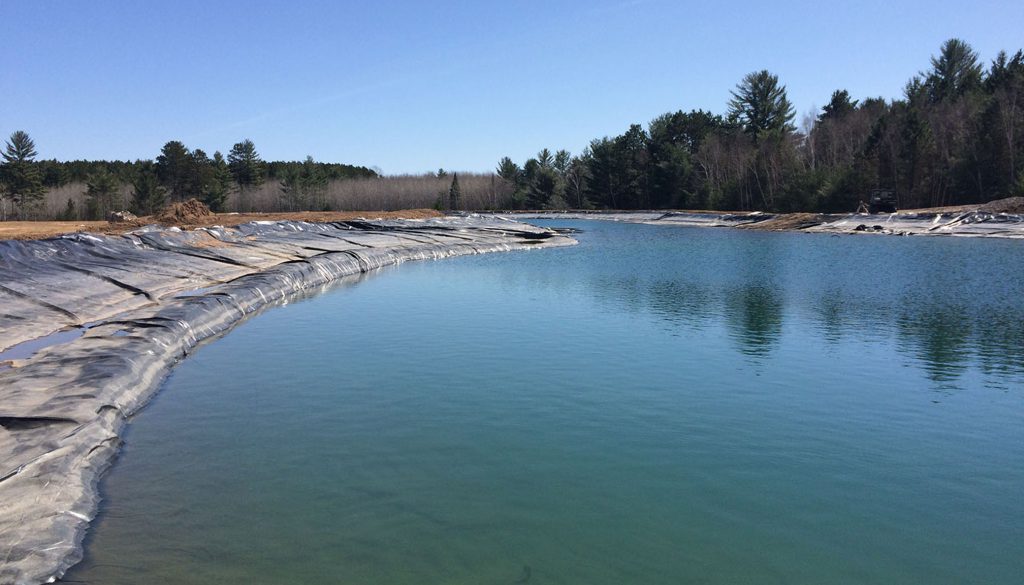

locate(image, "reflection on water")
[[532, 222, 1024, 388], [725, 285, 783, 357], [897, 304, 972, 384]]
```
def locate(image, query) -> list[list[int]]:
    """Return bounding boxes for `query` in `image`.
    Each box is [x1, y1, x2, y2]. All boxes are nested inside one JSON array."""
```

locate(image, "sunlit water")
[[64, 221, 1024, 584]]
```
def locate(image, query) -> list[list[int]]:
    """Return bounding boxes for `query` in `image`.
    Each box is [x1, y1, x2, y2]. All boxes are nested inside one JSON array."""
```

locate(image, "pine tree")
[[302, 156, 327, 210], [279, 157, 327, 211], [228, 139, 265, 210], [926, 39, 983, 103], [85, 168, 120, 219], [527, 167, 553, 208], [155, 140, 194, 200], [189, 148, 213, 198], [985, 50, 1024, 193], [728, 70, 796, 138], [820, 90, 859, 121], [1, 131, 45, 218], [131, 162, 167, 215], [448, 173, 461, 210], [554, 150, 571, 175], [536, 148, 554, 169], [497, 157, 519, 181], [202, 152, 233, 212]]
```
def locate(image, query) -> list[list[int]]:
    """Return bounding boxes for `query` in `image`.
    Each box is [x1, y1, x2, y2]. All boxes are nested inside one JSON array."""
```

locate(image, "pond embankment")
[[0, 217, 575, 585], [500, 197, 1024, 238]]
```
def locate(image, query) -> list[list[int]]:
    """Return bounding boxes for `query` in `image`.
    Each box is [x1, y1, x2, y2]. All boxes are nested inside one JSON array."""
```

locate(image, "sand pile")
[[155, 199, 213, 224]]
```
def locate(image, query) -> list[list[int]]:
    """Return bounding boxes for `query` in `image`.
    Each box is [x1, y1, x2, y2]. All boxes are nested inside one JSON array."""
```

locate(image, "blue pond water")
[[64, 221, 1024, 584]]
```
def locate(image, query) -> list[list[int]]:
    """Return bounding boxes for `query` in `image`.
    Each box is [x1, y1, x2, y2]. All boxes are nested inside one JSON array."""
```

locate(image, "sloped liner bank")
[[0, 217, 575, 585]]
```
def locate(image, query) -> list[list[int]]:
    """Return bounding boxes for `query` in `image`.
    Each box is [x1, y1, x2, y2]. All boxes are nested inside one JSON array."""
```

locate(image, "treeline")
[[0, 135, 376, 220], [497, 39, 1024, 212], [5, 38, 1020, 219]]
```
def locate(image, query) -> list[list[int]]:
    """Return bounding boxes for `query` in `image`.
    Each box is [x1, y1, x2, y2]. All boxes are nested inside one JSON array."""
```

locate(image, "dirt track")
[[0, 209, 443, 240], [3, 196, 1023, 241]]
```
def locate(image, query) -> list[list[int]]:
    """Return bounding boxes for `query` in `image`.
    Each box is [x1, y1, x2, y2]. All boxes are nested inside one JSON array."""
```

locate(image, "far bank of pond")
[[498, 198, 1024, 238]]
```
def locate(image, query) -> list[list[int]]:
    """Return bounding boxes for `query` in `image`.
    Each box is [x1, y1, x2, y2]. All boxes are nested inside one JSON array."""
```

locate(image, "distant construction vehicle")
[[856, 189, 898, 214]]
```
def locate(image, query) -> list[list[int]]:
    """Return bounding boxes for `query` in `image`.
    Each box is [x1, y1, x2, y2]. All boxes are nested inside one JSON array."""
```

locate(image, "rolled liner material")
[[0, 217, 575, 585]]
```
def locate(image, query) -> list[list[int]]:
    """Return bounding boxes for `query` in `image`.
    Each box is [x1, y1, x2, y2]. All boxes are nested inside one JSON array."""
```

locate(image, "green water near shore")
[[64, 222, 1024, 584]]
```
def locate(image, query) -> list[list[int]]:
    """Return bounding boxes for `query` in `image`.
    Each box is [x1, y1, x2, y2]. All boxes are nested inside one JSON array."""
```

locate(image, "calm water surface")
[[64, 222, 1024, 584]]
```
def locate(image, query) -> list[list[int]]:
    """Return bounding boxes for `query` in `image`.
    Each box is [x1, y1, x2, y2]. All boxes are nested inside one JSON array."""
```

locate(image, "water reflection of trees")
[[725, 285, 783, 356], [896, 305, 972, 383], [577, 269, 1023, 388], [645, 280, 716, 327], [975, 316, 1024, 379], [499, 224, 1024, 389]]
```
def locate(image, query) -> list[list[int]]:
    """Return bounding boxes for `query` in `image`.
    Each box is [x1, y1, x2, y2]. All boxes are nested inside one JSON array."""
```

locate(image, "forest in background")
[[1, 38, 1021, 220], [499, 39, 1023, 213]]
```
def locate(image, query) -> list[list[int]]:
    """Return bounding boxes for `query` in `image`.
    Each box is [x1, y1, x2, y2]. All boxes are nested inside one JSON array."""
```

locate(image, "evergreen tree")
[[2, 130, 38, 164], [279, 156, 328, 211], [203, 152, 234, 212], [584, 137, 621, 208], [155, 141, 195, 200], [189, 148, 214, 197], [984, 50, 1024, 192], [302, 155, 328, 209], [536, 148, 554, 169], [39, 159, 69, 188], [85, 168, 120, 219], [554, 150, 571, 175], [728, 70, 796, 138], [131, 161, 167, 215], [647, 111, 724, 207], [228, 139, 265, 210], [926, 39, 983, 103], [278, 165, 304, 210], [565, 155, 590, 208], [614, 124, 651, 208], [1, 131, 45, 218], [820, 90, 859, 120], [526, 166, 562, 209], [227, 139, 265, 187], [448, 173, 462, 210], [496, 157, 524, 208], [497, 157, 520, 182]]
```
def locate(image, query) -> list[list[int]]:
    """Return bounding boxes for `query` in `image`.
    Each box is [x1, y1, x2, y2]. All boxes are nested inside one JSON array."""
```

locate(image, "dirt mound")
[[979, 196, 1024, 214], [739, 212, 825, 231], [107, 210, 138, 224], [155, 199, 213, 224]]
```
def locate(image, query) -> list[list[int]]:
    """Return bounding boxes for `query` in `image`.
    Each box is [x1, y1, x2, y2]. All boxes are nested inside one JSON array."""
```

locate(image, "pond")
[[63, 221, 1024, 584]]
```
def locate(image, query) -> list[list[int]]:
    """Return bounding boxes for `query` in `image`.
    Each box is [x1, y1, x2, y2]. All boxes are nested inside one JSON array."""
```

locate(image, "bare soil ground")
[[736, 212, 829, 231], [892, 197, 1024, 214], [3, 197, 1022, 241], [0, 209, 443, 241]]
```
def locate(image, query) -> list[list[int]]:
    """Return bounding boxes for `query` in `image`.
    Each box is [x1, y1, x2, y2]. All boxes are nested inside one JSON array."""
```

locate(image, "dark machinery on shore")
[[856, 189, 899, 214]]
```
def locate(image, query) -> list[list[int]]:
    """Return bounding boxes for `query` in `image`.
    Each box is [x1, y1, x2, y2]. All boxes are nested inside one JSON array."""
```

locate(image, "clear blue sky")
[[2, 0, 1022, 174]]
